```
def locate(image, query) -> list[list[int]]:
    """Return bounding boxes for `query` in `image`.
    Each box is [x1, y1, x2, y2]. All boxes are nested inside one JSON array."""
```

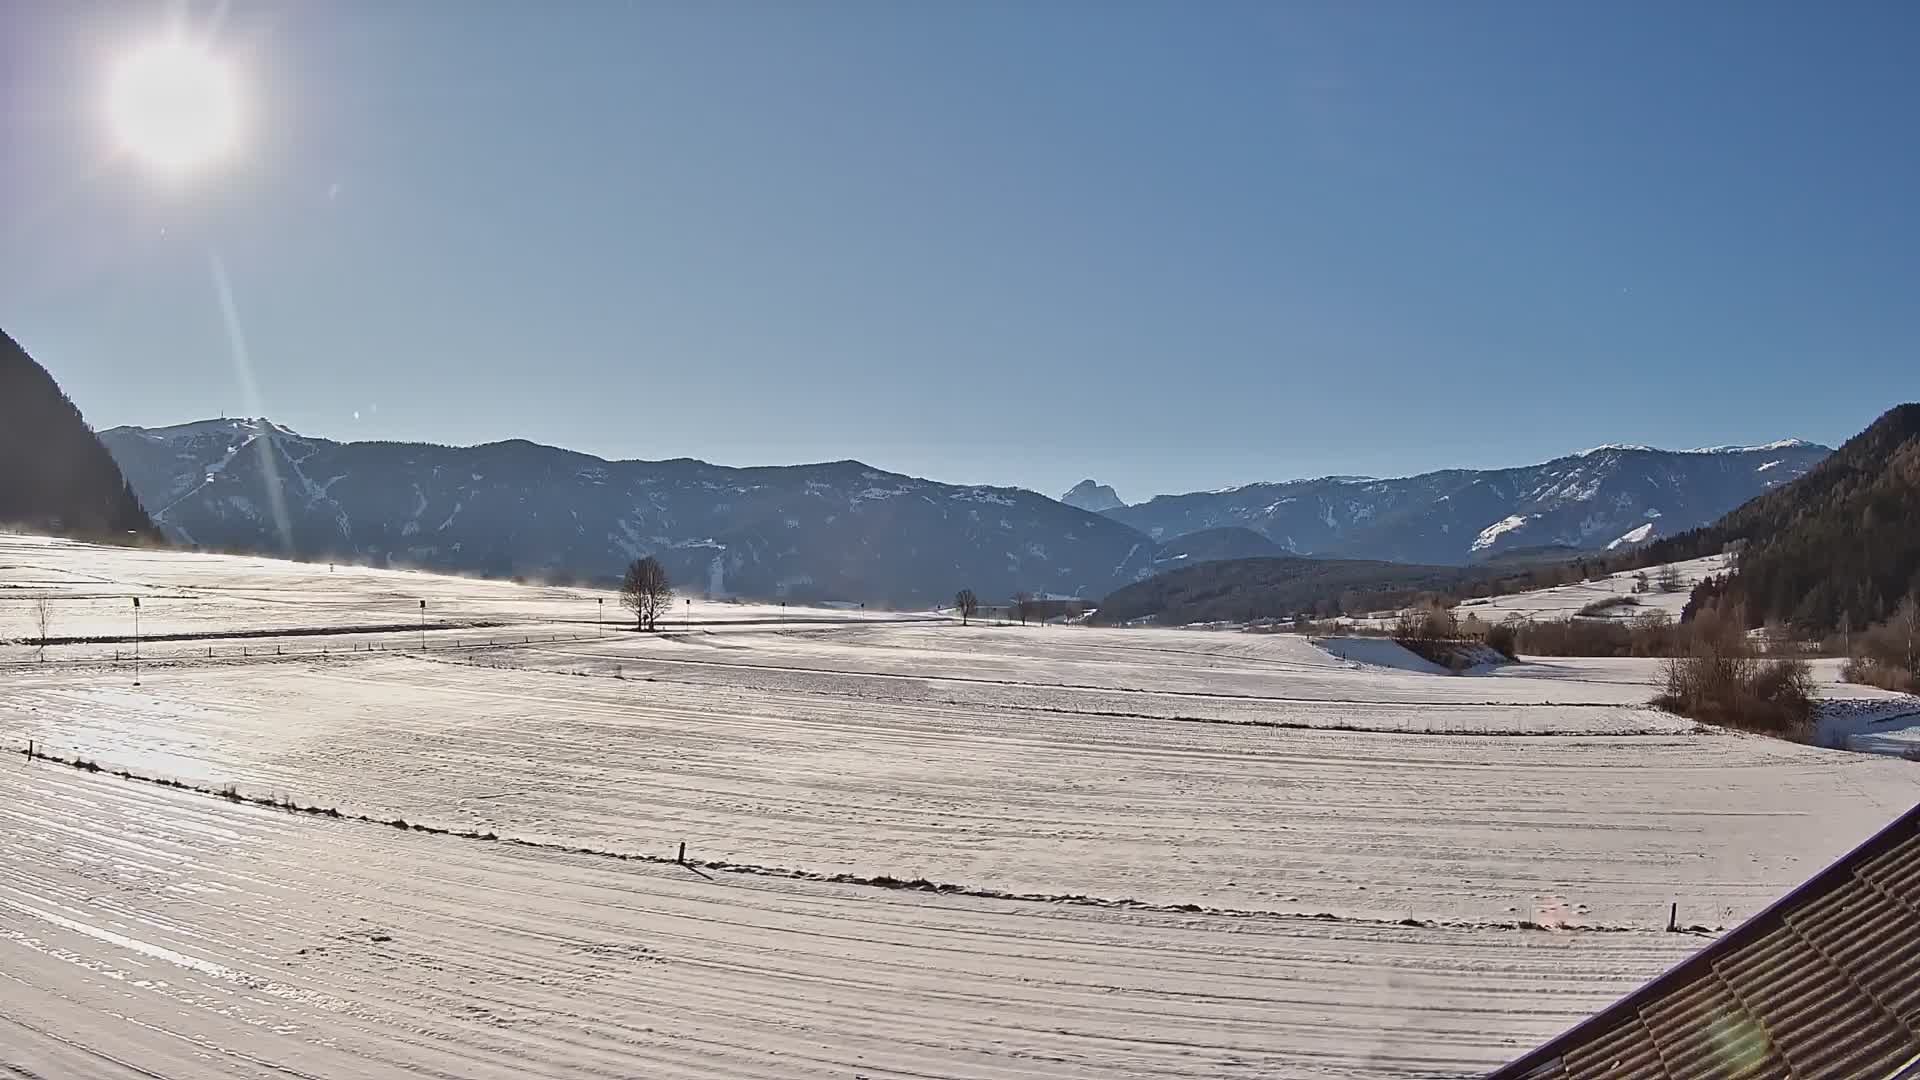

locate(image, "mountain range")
[[100, 417, 1831, 606], [1110, 405, 1916, 631], [1087, 440, 1828, 566], [100, 419, 1160, 606]]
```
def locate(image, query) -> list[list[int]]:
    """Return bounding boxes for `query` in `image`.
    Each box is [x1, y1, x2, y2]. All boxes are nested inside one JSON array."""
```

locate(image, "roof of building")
[[1489, 801, 1920, 1080]]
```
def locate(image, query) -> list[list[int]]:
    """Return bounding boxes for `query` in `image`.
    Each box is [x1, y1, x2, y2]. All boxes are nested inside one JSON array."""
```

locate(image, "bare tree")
[[1893, 594, 1920, 674], [1012, 591, 1035, 626], [620, 557, 672, 631], [33, 594, 51, 660], [1655, 562, 1684, 594], [954, 588, 978, 626], [1394, 601, 1457, 641]]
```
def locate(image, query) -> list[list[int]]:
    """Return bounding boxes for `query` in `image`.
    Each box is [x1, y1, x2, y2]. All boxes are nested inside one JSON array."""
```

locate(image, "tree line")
[[1, 328, 160, 543]]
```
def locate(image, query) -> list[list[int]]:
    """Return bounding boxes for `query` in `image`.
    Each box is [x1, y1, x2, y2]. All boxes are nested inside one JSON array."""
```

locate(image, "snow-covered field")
[[1449, 553, 1732, 624], [0, 534, 937, 649], [3, 535, 1917, 1077]]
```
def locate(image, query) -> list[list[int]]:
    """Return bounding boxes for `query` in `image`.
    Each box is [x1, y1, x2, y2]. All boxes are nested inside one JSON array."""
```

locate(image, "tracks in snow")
[[13, 744, 1723, 936]]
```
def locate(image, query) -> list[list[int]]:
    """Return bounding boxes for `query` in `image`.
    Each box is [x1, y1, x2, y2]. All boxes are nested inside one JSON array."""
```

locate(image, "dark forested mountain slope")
[[1144, 526, 1282, 570], [0, 328, 158, 542], [1644, 404, 1920, 632], [1091, 555, 1468, 626]]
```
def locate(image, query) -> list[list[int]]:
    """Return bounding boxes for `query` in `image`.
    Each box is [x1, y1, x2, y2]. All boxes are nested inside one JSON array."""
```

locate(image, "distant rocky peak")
[[1061, 479, 1124, 513]]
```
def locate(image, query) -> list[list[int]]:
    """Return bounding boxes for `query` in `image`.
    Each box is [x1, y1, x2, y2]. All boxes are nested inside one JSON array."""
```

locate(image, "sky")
[[3, 1, 1917, 503]]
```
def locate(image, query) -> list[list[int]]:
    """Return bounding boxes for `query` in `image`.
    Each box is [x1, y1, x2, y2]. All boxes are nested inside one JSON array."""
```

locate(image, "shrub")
[[1653, 627, 1815, 738], [1393, 603, 1458, 641], [1512, 618, 1635, 656], [1842, 656, 1919, 694], [1484, 621, 1519, 661], [1577, 595, 1639, 617]]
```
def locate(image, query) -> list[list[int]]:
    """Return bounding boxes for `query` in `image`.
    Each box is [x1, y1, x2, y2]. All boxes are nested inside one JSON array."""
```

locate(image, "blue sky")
[[3, 1, 1916, 502]]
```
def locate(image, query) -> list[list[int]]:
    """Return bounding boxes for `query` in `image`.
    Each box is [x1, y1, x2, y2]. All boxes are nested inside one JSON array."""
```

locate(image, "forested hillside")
[[0, 328, 159, 542], [1091, 556, 1468, 626], [1643, 404, 1920, 633]]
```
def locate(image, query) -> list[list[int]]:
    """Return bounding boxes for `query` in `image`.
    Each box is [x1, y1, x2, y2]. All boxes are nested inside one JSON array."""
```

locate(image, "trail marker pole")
[[1668, 902, 1679, 932], [598, 598, 603, 637], [677, 842, 686, 864], [132, 596, 141, 686], [419, 599, 426, 650]]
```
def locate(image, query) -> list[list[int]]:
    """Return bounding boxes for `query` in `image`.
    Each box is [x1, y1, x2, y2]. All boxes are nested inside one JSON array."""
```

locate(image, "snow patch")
[[1606, 522, 1656, 549], [1471, 514, 1532, 552], [1686, 438, 1814, 454], [1315, 637, 1450, 675]]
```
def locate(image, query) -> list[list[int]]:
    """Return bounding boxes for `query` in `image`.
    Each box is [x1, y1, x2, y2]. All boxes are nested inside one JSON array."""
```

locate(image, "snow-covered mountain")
[[1102, 441, 1831, 565], [1060, 479, 1124, 513], [101, 420, 1835, 600], [101, 419, 1159, 606]]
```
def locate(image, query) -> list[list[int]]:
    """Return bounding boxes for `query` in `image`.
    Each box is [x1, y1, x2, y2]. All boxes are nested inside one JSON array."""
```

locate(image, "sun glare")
[[107, 36, 241, 175]]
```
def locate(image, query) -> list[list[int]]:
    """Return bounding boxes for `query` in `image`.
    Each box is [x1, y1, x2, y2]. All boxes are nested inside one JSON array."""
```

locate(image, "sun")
[[106, 36, 241, 175]]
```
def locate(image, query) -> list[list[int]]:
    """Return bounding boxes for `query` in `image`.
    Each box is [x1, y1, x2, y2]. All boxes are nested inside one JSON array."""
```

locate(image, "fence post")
[[1668, 901, 1678, 932], [677, 841, 686, 865]]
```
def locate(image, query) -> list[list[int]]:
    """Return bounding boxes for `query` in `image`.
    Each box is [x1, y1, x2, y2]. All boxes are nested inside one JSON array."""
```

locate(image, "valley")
[[4, 533, 1916, 1077]]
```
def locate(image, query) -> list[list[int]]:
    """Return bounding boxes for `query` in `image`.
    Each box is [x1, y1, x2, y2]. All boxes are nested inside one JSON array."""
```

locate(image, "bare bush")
[[1655, 562, 1684, 593], [1840, 595, 1920, 693], [1505, 609, 1678, 658], [1627, 610, 1678, 657], [1577, 595, 1638, 617], [1484, 620, 1519, 661], [1512, 618, 1634, 656], [1842, 656, 1919, 694], [1653, 610, 1814, 737], [1393, 603, 1458, 641]]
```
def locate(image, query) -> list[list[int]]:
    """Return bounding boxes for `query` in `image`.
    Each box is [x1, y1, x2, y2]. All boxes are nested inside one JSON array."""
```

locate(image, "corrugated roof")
[[1490, 802, 1920, 1080]]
